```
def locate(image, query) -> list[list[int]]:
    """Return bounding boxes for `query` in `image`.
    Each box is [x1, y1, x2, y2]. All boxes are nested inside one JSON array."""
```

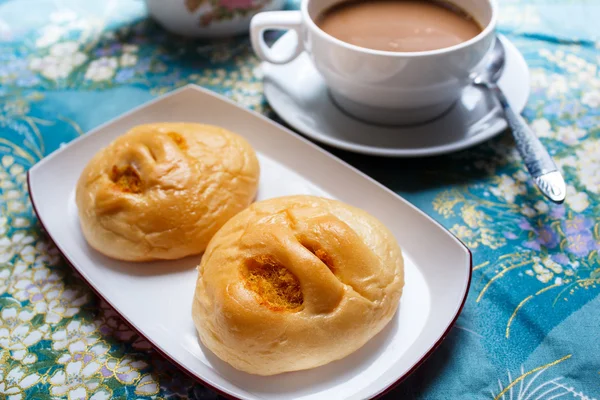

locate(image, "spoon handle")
[[490, 84, 567, 204]]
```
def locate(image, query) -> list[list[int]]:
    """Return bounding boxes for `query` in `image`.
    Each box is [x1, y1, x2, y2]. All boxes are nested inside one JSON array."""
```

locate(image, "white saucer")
[[262, 33, 530, 157]]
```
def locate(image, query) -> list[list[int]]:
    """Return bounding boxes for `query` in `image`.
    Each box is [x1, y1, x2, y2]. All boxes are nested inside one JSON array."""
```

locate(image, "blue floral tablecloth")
[[1, 1, 599, 399]]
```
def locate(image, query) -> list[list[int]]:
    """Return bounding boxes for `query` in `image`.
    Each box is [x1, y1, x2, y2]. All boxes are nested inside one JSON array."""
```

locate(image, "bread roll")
[[193, 195, 404, 375], [75, 123, 260, 261]]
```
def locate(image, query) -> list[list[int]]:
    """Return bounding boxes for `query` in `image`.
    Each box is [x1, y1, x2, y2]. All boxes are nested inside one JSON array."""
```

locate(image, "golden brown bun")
[[75, 123, 260, 262], [193, 195, 404, 375]]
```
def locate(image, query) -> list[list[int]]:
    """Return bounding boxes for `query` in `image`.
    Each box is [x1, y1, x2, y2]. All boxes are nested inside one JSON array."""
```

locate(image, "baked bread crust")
[[75, 123, 260, 261], [193, 195, 404, 375]]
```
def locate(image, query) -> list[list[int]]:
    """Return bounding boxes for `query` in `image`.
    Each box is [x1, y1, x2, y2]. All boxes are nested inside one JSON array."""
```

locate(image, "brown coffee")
[[316, 0, 482, 52]]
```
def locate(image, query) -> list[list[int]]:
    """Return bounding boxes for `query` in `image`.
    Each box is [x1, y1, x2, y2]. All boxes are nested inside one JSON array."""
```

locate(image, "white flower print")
[[36, 9, 89, 47], [555, 277, 563, 286], [119, 52, 137, 67], [531, 118, 551, 138], [0, 215, 8, 236], [539, 48, 599, 89], [11, 217, 29, 229], [530, 68, 548, 89], [35, 25, 64, 47], [532, 262, 553, 283], [57, 341, 109, 365], [0, 365, 41, 400], [490, 175, 526, 203], [11, 164, 25, 183], [582, 90, 600, 108], [84, 57, 118, 81], [19, 242, 59, 268], [0, 159, 27, 215], [122, 44, 138, 53], [513, 170, 529, 182], [48, 360, 110, 400], [6, 198, 26, 214], [565, 185, 590, 213], [531, 119, 586, 145], [0, 259, 29, 296], [51, 320, 99, 353], [450, 225, 475, 244], [0, 307, 48, 364], [555, 126, 587, 145], [534, 201, 549, 214], [564, 54, 589, 74], [49, 41, 79, 57], [29, 41, 87, 81], [11, 265, 64, 314], [2, 155, 15, 168], [106, 357, 147, 384], [43, 288, 88, 324], [89, 388, 112, 400], [539, 49, 564, 65], [521, 205, 536, 218], [542, 257, 563, 274], [547, 74, 569, 97], [13, 247, 36, 269], [231, 89, 264, 110], [135, 374, 160, 396], [577, 66, 598, 86], [2, 155, 26, 184], [26, 239, 61, 267], [561, 139, 600, 194], [0, 231, 35, 263]]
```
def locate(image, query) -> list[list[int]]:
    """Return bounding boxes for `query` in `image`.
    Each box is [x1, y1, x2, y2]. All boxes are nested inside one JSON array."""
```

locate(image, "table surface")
[[1, 0, 599, 399]]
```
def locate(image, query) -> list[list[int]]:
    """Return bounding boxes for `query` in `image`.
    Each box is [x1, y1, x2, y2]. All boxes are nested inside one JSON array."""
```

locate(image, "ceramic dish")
[[261, 33, 530, 157], [28, 85, 472, 400], [145, 0, 285, 37]]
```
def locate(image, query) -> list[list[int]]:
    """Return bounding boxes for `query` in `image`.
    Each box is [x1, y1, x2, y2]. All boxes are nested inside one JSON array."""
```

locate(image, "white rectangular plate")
[[29, 85, 471, 400]]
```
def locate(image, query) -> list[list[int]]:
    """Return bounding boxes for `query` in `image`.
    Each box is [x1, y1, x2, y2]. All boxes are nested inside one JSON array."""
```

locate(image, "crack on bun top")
[[299, 240, 336, 274]]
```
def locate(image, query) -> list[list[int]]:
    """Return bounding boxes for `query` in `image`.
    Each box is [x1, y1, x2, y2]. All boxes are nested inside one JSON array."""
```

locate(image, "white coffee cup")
[[250, 0, 498, 125]]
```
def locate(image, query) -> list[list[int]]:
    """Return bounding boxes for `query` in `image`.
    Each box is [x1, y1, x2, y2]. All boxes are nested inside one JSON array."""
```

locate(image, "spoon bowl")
[[473, 38, 506, 85]]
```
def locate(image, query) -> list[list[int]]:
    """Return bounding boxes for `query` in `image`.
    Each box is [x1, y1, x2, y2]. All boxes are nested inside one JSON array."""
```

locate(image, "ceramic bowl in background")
[[144, 0, 285, 37]]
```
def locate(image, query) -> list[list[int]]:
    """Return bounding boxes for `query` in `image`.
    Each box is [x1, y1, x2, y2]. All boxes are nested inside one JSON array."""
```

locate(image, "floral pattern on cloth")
[[185, 0, 276, 26], [0, 0, 599, 399]]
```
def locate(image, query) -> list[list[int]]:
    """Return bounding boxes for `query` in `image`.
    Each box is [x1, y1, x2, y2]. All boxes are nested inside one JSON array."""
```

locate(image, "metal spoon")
[[473, 38, 566, 204]]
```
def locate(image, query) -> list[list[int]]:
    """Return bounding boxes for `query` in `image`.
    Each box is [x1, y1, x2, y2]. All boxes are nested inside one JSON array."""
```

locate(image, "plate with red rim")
[[28, 84, 471, 400]]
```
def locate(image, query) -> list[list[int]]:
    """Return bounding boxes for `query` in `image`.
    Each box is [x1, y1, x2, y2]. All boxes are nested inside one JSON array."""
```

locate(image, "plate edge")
[[26, 84, 474, 399], [28, 167, 473, 400], [371, 246, 472, 399]]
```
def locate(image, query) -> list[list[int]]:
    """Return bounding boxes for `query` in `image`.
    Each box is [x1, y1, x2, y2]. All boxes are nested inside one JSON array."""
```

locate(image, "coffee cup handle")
[[250, 11, 303, 65]]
